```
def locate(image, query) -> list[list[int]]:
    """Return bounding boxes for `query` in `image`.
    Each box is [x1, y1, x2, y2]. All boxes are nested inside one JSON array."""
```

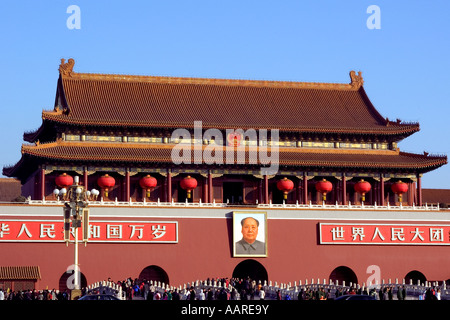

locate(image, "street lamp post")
[[54, 176, 99, 299]]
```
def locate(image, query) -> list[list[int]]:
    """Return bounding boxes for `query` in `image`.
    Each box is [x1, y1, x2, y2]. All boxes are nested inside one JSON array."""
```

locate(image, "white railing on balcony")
[[21, 197, 442, 211]]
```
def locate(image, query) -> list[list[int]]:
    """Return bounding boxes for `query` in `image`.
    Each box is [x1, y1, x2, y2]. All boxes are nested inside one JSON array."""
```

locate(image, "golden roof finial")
[[59, 58, 75, 76], [349, 70, 364, 88]]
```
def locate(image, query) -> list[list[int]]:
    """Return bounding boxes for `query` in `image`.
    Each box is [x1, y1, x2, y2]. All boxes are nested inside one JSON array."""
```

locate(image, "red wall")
[[1, 215, 449, 290]]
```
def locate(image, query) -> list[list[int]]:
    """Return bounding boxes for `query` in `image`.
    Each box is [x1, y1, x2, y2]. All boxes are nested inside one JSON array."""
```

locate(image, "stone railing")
[[84, 277, 450, 300], [259, 278, 450, 300], [21, 197, 441, 211], [135, 278, 450, 300], [85, 280, 124, 300]]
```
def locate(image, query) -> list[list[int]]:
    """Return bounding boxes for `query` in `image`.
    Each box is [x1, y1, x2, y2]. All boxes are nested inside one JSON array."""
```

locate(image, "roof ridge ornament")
[[349, 70, 364, 88], [59, 58, 75, 76]]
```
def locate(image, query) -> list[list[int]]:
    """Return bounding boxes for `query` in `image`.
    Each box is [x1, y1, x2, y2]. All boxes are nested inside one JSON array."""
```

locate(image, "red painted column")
[[417, 175, 422, 206], [125, 170, 130, 201], [380, 175, 385, 206], [408, 181, 414, 206], [203, 176, 208, 203], [83, 169, 88, 191], [264, 175, 269, 204], [208, 172, 213, 203], [342, 173, 347, 205], [40, 168, 45, 201], [303, 172, 308, 205], [167, 171, 172, 202]]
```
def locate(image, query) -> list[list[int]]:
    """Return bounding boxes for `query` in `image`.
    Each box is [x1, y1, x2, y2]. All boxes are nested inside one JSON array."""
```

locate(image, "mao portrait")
[[233, 212, 267, 257]]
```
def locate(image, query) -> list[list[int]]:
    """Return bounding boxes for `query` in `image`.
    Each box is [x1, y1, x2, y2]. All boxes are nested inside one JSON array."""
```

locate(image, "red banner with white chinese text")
[[319, 223, 450, 245], [0, 219, 178, 243]]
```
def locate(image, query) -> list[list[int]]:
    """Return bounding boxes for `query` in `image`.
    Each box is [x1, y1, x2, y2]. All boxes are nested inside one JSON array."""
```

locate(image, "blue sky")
[[0, 1, 449, 188]]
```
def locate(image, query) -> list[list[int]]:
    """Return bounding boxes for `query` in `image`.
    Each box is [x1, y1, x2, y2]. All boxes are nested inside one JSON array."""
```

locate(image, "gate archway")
[[329, 266, 358, 285], [405, 270, 427, 285], [139, 265, 169, 285], [58, 270, 87, 293], [232, 259, 268, 283]]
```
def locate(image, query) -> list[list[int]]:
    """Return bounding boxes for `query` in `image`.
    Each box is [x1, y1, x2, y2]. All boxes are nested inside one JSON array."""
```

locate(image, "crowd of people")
[[298, 285, 410, 300], [376, 285, 406, 300], [110, 276, 266, 300], [0, 288, 69, 300], [420, 287, 442, 300], [297, 284, 443, 301], [0, 277, 445, 301], [297, 286, 332, 300]]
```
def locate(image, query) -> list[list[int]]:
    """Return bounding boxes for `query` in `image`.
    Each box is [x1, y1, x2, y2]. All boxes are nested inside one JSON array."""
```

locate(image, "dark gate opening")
[[329, 266, 358, 285], [58, 270, 87, 293], [232, 259, 268, 283], [405, 270, 427, 285], [139, 265, 169, 285], [223, 182, 244, 205]]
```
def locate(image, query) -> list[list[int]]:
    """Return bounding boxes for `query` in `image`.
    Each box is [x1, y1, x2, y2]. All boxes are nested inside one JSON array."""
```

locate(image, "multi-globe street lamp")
[[53, 176, 99, 299]]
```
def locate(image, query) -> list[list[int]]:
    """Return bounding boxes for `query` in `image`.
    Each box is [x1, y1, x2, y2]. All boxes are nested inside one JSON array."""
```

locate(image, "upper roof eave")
[[23, 127, 43, 143], [11, 141, 448, 171], [40, 111, 420, 136]]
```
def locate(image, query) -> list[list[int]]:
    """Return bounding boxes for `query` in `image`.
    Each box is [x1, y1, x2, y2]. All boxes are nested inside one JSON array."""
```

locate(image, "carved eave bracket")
[[349, 70, 364, 89], [59, 58, 75, 77]]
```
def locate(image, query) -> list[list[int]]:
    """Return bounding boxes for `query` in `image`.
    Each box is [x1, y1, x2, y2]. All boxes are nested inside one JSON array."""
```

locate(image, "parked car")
[[335, 294, 376, 301], [78, 294, 121, 300]]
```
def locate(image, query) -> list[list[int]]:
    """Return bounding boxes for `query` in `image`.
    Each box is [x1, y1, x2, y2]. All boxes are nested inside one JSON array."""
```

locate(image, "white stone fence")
[[85, 280, 124, 300], [23, 197, 442, 211], [86, 278, 450, 300], [259, 278, 450, 300]]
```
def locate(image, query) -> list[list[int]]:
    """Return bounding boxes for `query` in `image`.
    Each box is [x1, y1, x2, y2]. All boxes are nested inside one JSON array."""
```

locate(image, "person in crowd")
[[198, 289, 206, 300], [259, 288, 265, 300], [189, 286, 196, 300], [396, 285, 403, 300]]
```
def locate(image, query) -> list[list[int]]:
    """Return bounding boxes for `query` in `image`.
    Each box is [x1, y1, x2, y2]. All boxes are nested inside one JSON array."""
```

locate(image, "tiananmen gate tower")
[[1, 58, 448, 294]]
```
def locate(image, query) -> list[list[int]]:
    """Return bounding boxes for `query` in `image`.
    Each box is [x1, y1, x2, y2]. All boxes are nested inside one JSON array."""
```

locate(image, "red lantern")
[[227, 132, 242, 147], [315, 179, 333, 201], [97, 174, 115, 198], [55, 173, 74, 188], [139, 175, 157, 198], [180, 175, 198, 199], [391, 180, 408, 202], [354, 179, 371, 202], [277, 177, 294, 200]]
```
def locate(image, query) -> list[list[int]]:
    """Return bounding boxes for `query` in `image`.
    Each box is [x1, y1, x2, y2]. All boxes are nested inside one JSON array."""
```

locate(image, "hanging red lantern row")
[[315, 179, 333, 201], [97, 174, 115, 198], [354, 179, 371, 202], [180, 175, 198, 199], [139, 175, 157, 198], [55, 173, 74, 188], [276, 177, 294, 200], [391, 180, 408, 202]]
